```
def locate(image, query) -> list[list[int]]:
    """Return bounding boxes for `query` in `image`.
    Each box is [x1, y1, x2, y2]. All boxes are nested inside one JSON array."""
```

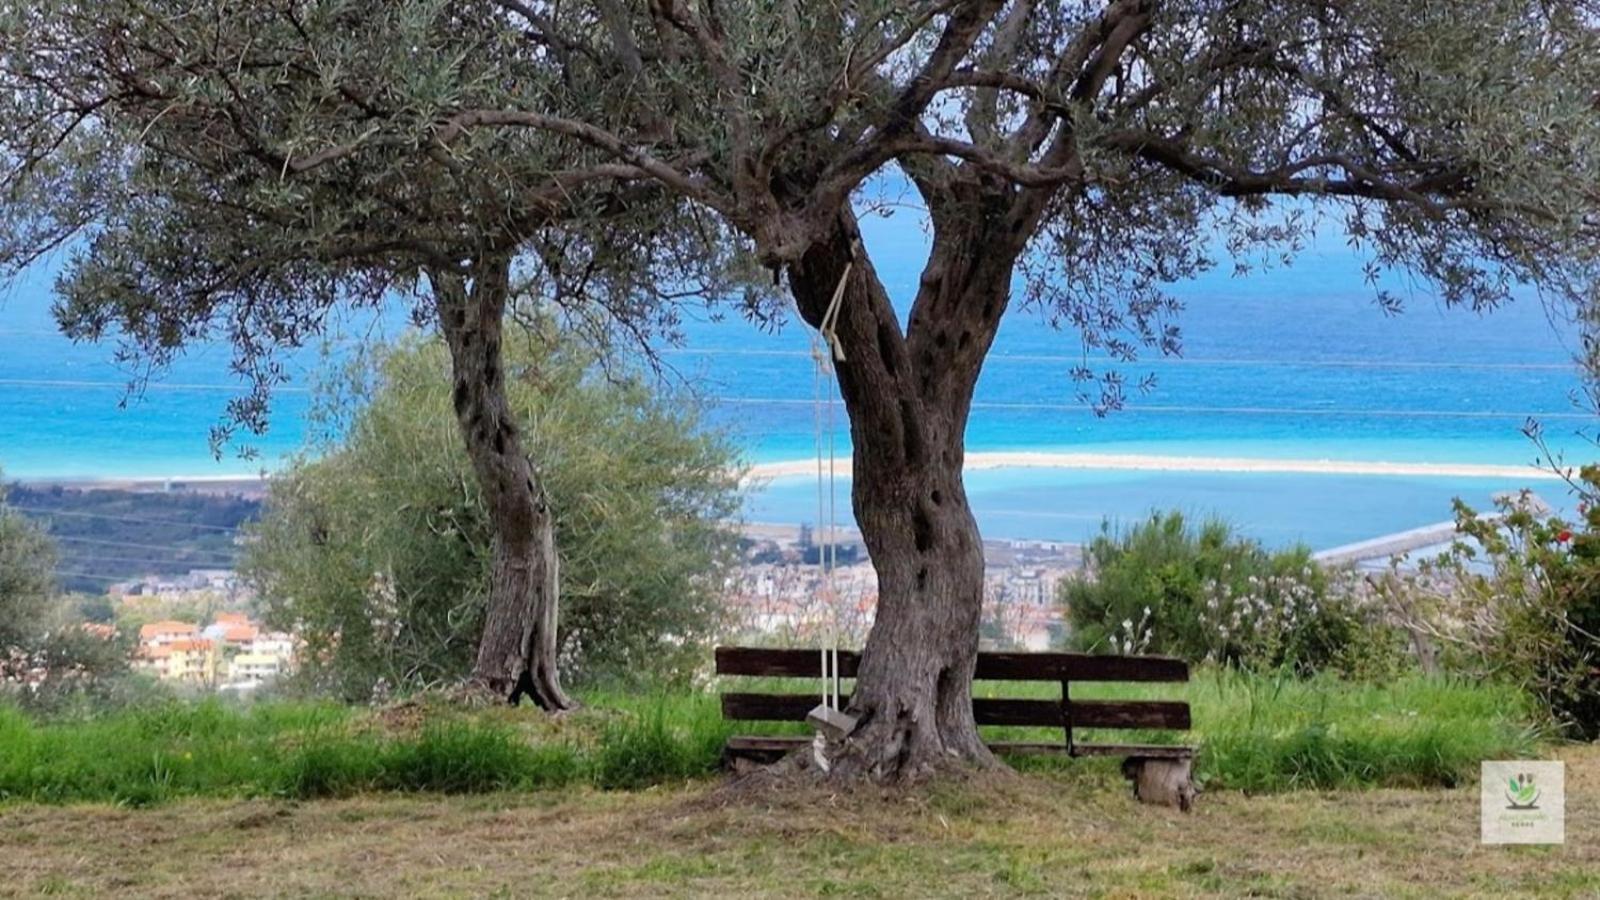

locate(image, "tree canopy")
[[455, 1, 1600, 378], [0, 0, 758, 443]]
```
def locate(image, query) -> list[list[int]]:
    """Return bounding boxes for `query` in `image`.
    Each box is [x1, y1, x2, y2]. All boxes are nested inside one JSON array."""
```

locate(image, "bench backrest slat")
[[714, 646, 1187, 683], [720, 693, 1190, 731]]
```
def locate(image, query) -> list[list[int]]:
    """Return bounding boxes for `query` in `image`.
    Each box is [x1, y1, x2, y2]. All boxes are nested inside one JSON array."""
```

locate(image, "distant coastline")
[[14, 452, 1565, 492], [15, 473, 272, 497], [744, 452, 1565, 481]]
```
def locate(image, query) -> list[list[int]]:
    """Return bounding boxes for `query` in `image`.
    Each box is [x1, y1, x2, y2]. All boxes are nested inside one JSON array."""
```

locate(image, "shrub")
[[1, 477, 137, 712], [1063, 512, 1403, 675], [244, 338, 744, 699], [1374, 486, 1600, 739]]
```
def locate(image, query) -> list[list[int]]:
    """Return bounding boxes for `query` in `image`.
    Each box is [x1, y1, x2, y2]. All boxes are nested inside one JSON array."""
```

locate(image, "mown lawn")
[[2, 743, 1595, 898]]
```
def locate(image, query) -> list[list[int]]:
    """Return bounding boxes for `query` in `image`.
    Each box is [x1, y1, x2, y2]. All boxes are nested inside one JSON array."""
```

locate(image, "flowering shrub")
[[1374, 484, 1600, 738], [1063, 512, 1401, 675]]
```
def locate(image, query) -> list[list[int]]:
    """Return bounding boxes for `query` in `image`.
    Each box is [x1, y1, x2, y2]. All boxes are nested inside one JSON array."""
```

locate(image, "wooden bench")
[[714, 646, 1198, 809]]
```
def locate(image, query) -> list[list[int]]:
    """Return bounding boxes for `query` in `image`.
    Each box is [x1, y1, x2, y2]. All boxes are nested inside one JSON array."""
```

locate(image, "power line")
[[49, 535, 238, 558], [658, 347, 1574, 371], [977, 509, 1108, 521], [0, 378, 311, 393], [3, 375, 1580, 419], [47, 552, 233, 568], [51, 570, 137, 582], [710, 393, 1587, 419], [12, 506, 246, 532]]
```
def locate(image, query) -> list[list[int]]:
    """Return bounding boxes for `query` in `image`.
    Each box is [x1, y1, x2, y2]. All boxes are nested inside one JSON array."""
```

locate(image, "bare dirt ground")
[[2, 745, 1594, 898]]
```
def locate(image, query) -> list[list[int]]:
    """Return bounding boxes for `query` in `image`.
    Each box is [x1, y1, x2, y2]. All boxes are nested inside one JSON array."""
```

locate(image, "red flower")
[[1557, 530, 1574, 544]]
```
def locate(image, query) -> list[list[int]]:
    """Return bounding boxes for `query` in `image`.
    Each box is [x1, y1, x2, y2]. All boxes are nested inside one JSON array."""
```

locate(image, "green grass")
[[976, 669, 1544, 791], [0, 671, 1543, 806]]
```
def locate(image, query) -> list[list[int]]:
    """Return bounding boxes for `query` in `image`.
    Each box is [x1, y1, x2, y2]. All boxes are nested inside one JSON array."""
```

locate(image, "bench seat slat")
[[979, 652, 1188, 683], [1070, 743, 1194, 759], [723, 693, 1064, 726], [722, 693, 1190, 731], [723, 736, 1077, 762], [1070, 700, 1191, 731], [725, 736, 808, 753], [722, 736, 1194, 763], [714, 647, 1187, 683], [721, 692, 824, 722]]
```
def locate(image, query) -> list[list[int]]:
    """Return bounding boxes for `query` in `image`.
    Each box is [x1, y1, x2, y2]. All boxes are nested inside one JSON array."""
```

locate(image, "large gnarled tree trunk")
[[428, 256, 573, 710], [788, 189, 1031, 779]]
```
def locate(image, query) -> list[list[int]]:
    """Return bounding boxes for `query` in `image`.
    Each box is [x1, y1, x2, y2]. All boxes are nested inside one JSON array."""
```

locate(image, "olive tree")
[[474, 0, 1600, 778], [0, 1, 745, 706]]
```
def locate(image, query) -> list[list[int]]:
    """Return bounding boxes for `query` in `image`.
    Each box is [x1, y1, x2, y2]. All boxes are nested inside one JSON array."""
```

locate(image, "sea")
[[0, 207, 1590, 552]]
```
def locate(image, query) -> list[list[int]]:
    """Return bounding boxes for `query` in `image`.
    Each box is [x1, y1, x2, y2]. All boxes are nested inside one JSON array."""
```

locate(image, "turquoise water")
[[0, 208, 1589, 548]]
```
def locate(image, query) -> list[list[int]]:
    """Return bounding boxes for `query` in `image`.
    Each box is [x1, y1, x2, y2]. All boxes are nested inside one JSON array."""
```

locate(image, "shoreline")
[[744, 451, 1565, 481], [14, 451, 1563, 491]]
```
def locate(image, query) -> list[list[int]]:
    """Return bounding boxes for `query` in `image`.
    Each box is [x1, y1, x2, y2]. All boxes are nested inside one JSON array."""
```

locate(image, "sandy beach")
[[16, 452, 1562, 497], [744, 451, 1565, 481]]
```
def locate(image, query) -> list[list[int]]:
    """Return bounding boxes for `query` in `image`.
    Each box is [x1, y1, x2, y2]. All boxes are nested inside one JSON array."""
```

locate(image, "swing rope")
[[812, 260, 851, 714]]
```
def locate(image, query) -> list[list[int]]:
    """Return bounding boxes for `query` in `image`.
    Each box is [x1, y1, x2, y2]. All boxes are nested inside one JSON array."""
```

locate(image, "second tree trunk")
[[430, 257, 573, 710]]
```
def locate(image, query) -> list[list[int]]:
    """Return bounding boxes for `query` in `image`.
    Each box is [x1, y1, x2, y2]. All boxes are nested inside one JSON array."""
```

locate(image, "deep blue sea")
[[1, 207, 1590, 550]]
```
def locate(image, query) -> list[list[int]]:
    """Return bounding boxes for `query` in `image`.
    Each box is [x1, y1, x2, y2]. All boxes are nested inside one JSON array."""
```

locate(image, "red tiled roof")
[[139, 620, 198, 640]]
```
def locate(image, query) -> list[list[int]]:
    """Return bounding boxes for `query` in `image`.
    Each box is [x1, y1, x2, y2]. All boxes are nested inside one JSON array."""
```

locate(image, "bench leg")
[[1121, 756, 1197, 812]]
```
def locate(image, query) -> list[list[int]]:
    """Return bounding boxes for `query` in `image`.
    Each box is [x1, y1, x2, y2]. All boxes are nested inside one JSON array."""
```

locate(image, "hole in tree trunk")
[[913, 510, 934, 553], [899, 398, 924, 464], [877, 321, 900, 376]]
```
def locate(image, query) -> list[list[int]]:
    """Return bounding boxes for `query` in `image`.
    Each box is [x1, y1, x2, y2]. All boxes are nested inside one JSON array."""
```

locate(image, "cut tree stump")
[[1122, 755, 1197, 812]]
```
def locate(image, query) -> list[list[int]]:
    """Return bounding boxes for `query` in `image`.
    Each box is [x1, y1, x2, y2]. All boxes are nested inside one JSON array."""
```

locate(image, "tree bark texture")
[[787, 185, 1035, 780], [430, 257, 573, 710]]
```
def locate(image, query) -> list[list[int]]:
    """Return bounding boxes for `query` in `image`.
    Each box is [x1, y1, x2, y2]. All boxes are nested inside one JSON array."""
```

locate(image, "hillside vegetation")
[[5, 485, 258, 593]]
